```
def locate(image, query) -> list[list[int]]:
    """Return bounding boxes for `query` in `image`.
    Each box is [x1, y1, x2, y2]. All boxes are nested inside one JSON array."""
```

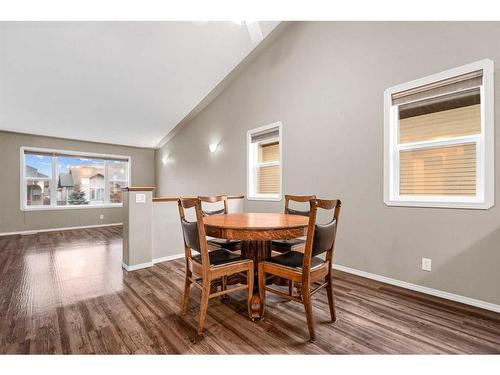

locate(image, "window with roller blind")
[[247, 122, 283, 201], [384, 59, 494, 209]]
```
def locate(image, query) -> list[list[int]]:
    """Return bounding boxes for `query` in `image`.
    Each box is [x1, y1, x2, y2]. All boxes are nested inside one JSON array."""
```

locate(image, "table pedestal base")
[[219, 240, 295, 320], [241, 240, 272, 262], [241, 240, 271, 319]]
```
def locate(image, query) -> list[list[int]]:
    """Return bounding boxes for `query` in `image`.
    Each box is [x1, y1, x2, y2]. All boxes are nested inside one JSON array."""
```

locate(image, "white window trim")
[[20, 146, 132, 211], [247, 121, 283, 201], [383, 59, 494, 210]]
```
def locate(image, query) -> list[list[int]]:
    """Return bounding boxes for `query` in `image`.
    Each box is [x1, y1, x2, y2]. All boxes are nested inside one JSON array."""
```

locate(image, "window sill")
[[21, 203, 123, 211], [247, 195, 282, 202], [384, 199, 494, 210]]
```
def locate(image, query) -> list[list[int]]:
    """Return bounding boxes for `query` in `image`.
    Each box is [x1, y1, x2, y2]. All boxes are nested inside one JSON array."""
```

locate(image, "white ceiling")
[[0, 21, 279, 148]]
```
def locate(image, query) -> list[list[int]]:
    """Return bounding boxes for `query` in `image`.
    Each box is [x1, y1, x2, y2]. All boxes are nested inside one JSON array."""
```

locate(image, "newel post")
[[122, 187, 154, 271]]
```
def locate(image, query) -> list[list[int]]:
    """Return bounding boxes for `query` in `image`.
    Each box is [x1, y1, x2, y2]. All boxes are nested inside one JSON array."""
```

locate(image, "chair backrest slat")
[[180, 219, 201, 252], [178, 197, 210, 275], [199, 195, 229, 216], [284, 195, 316, 216], [302, 199, 341, 276], [312, 220, 337, 256]]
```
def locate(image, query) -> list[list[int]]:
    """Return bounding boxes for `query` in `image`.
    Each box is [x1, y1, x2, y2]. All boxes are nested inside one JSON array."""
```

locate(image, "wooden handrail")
[[153, 195, 244, 203], [122, 187, 155, 191]]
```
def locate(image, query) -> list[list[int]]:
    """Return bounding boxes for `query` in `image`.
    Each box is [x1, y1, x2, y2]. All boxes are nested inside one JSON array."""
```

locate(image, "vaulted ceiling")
[[0, 21, 279, 148]]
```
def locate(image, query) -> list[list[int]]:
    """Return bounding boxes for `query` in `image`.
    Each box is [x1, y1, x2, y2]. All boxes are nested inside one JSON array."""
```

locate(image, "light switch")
[[136, 193, 146, 203], [422, 258, 432, 272]]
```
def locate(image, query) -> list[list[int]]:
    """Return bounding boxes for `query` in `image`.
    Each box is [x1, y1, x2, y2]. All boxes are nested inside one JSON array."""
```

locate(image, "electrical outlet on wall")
[[422, 258, 432, 272], [99, 214, 104, 220]]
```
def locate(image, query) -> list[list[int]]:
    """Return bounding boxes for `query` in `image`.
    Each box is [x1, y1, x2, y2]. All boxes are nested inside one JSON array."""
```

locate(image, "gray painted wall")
[[156, 22, 500, 305], [0, 131, 155, 233]]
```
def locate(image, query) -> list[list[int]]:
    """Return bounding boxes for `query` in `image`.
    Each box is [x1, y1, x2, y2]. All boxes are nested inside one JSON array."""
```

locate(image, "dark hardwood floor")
[[1, 226, 499, 354]]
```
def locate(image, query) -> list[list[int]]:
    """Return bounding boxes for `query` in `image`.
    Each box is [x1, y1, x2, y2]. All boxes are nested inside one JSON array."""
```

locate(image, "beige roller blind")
[[257, 141, 280, 194], [400, 144, 476, 196], [257, 165, 280, 194], [259, 142, 279, 162], [399, 104, 481, 144]]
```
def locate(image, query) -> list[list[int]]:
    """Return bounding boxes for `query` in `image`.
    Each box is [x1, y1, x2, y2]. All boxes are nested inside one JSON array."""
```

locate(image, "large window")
[[21, 147, 130, 210], [247, 122, 282, 201], [384, 59, 494, 209]]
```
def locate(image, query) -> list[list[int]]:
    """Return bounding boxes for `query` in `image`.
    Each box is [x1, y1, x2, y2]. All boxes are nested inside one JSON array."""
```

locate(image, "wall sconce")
[[209, 143, 218, 153], [161, 156, 168, 165]]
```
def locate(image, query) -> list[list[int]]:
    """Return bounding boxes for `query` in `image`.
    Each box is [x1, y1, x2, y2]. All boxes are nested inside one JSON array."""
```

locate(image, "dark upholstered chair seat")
[[271, 238, 306, 253], [266, 251, 324, 270], [192, 248, 246, 267], [207, 238, 242, 251]]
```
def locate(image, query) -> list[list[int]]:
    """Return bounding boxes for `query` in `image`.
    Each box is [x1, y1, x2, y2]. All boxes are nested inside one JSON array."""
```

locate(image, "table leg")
[[240, 240, 271, 320]]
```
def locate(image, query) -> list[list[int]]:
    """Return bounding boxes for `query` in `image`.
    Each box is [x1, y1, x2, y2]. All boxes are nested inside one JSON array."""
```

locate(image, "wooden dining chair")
[[271, 194, 316, 253], [178, 197, 254, 335], [258, 198, 341, 342], [199, 195, 242, 252]]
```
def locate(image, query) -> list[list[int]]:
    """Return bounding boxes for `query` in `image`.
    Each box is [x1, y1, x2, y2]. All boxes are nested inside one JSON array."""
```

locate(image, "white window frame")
[[20, 146, 131, 211], [247, 122, 283, 201], [383, 59, 494, 210]]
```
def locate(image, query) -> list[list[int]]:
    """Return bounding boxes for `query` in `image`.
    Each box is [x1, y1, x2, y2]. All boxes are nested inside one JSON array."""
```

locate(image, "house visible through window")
[[22, 148, 130, 210], [384, 59, 494, 209], [247, 122, 282, 201]]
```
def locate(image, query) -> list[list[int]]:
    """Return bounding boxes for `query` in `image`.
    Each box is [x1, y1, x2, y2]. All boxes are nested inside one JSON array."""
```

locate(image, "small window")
[[247, 122, 282, 201], [384, 59, 494, 209], [21, 147, 131, 210]]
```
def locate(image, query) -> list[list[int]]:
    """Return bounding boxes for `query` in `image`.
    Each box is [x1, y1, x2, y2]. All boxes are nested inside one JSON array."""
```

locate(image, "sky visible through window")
[[57, 157, 104, 175], [25, 155, 105, 176], [25, 154, 52, 176]]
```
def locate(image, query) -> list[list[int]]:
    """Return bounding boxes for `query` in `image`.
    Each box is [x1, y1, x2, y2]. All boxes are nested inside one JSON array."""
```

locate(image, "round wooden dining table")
[[203, 212, 310, 319]]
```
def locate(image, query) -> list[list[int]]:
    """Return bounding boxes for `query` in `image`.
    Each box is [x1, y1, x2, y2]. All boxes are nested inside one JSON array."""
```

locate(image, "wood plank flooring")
[[0, 226, 499, 354]]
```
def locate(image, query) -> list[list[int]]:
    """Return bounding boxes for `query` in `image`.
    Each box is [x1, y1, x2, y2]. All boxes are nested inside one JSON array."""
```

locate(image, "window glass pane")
[[56, 156, 104, 205], [109, 181, 126, 203], [26, 179, 51, 206], [400, 143, 476, 196], [398, 89, 481, 144], [258, 142, 279, 163], [257, 165, 280, 194], [25, 153, 52, 178], [23, 150, 130, 208], [108, 160, 128, 181]]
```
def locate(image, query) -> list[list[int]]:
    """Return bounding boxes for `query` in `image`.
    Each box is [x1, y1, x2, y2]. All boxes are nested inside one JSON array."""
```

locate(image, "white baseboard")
[[0, 223, 123, 237], [122, 254, 183, 272], [122, 261, 153, 271], [153, 253, 184, 264], [333, 264, 500, 314]]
